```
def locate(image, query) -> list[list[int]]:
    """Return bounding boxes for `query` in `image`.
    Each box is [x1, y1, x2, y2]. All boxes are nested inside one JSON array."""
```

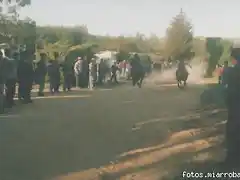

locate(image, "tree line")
[[0, 1, 234, 76]]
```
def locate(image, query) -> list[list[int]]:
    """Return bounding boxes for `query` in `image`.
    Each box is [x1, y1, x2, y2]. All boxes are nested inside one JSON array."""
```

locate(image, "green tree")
[[193, 37, 208, 58], [147, 34, 163, 53], [164, 9, 194, 62], [0, 0, 32, 44], [219, 39, 231, 64], [205, 37, 223, 77]]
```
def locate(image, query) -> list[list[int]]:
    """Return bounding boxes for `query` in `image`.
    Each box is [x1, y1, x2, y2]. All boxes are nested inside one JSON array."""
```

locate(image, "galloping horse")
[[176, 60, 191, 89], [176, 69, 188, 88]]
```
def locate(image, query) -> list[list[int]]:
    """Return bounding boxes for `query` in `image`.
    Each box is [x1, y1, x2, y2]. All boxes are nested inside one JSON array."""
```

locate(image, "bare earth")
[[0, 81, 226, 180]]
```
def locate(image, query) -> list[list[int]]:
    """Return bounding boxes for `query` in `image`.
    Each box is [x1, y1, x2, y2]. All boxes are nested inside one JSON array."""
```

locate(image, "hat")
[[77, 57, 81, 60]]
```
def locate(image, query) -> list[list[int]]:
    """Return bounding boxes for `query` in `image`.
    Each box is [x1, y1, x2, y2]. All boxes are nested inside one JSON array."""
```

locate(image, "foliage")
[[0, 1, 234, 73], [36, 26, 88, 46], [219, 39, 232, 64], [192, 37, 208, 58], [116, 51, 129, 62], [65, 43, 98, 65], [205, 38, 224, 77], [0, 0, 34, 53], [164, 10, 194, 62], [36, 26, 166, 60]]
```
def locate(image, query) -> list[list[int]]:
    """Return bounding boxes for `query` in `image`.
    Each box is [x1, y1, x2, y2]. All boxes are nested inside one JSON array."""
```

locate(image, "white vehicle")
[[95, 50, 117, 65]]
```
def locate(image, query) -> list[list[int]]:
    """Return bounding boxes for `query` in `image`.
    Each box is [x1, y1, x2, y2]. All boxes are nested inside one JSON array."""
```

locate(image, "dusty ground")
[[0, 81, 226, 180]]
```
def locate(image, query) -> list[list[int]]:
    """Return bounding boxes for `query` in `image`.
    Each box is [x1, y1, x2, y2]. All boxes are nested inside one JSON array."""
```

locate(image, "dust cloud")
[[145, 58, 206, 86]]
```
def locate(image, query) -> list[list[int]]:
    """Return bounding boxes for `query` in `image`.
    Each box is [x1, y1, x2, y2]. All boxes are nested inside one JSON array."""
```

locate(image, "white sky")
[[17, 0, 240, 37]]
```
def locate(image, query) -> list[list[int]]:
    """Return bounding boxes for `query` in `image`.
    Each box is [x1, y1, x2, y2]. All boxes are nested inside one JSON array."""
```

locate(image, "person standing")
[[221, 61, 231, 87], [0, 82, 4, 114], [52, 60, 61, 93], [92, 59, 98, 87], [62, 59, 72, 92], [89, 58, 98, 89], [131, 54, 145, 88], [110, 61, 119, 84], [88, 59, 94, 90], [225, 47, 240, 167], [4, 49, 18, 108], [18, 51, 34, 103], [47, 60, 56, 94], [35, 53, 47, 96], [74, 57, 82, 88], [53, 52, 61, 92], [122, 60, 127, 77], [216, 64, 223, 84], [126, 61, 131, 80], [98, 59, 105, 85], [82, 56, 89, 88], [0, 51, 6, 113]]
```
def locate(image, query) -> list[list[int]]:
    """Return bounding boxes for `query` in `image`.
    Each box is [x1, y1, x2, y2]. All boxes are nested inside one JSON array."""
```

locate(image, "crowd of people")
[[0, 49, 35, 114], [0, 50, 147, 114], [73, 53, 146, 89]]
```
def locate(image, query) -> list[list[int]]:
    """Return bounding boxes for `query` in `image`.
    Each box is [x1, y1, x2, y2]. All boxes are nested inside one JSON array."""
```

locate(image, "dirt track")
[[0, 82, 226, 180]]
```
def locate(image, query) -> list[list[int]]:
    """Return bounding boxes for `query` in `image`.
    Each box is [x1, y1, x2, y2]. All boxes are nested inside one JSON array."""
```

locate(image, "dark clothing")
[[35, 60, 47, 95], [53, 61, 61, 92], [47, 62, 60, 93], [92, 64, 98, 86], [63, 74, 72, 91], [4, 58, 18, 107], [0, 58, 8, 84], [110, 73, 118, 83], [98, 62, 107, 85], [131, 57, 144, 74], [5, 79, 16, 107], [111, 64, 118, 83], [0, 84, 4, 114], [132, 71, 145, 88], [0, 62, 4, 84], [62, 63, 73, 91], [225, 65, 240, 108], [177, 61, 187, 72], [0, 58, 8, 112], [111, 64, 118, 74], [82, 60, 89, 88], [35, 60, 47, 83], [18, 61, 34, 102], [225, 64, 240, 165], [131, 57, 145, 87]]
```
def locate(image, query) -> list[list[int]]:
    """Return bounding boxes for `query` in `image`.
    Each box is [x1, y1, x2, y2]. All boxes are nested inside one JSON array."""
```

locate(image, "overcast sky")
[[18, 0, 240, 37]]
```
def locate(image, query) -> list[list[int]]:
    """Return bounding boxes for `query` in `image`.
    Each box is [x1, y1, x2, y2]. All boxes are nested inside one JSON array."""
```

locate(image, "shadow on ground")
[[97, 107, 226, 180], [0, 82, 226, 180]]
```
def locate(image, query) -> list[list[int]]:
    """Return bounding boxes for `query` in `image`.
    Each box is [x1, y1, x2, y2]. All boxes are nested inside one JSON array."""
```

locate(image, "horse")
[[176, 69, 188, 89]]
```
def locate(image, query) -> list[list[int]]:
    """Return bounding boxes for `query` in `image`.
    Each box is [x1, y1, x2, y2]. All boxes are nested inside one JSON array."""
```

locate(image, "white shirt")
[[74, 60, 82, 75]]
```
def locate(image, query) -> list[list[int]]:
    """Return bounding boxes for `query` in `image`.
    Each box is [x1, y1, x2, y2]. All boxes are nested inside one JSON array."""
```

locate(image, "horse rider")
[[131, 53, 145, 88], [176, 60, 192, 77]]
